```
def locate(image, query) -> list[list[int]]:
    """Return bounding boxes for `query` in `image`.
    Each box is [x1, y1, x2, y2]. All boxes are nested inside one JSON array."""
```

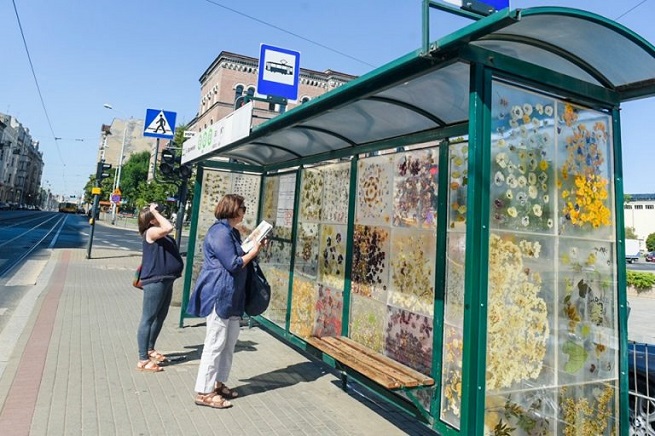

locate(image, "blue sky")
[[1, 0, 653, 197]]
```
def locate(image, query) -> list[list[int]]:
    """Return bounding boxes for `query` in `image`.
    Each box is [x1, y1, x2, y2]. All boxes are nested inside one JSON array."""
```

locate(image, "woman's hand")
[[149, 203, 159, 214]]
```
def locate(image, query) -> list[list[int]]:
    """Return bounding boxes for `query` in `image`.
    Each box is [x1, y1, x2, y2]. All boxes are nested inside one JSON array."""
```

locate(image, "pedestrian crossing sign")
[[143, 109, 176, 139]]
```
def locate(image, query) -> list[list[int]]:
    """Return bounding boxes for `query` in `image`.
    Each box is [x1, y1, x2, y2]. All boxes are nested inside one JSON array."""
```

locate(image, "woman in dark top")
[[187, 194, 263, 408], [136, 203, 184, 372]]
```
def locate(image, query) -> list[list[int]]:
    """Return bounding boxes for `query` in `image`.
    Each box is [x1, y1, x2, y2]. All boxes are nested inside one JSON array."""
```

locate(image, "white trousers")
[[194, 310, 241, 394]]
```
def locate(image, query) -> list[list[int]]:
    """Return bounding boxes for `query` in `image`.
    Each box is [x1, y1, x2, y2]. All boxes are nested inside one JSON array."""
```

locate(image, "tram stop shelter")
[[179, 6, 655, 435]]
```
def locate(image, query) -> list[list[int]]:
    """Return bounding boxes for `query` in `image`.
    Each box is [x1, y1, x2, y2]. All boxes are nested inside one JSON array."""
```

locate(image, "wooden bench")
[[305, 335, 434, 390]]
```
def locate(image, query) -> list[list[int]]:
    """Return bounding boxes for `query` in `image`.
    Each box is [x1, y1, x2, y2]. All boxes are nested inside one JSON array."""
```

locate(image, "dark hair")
[[137, 206, 155, 235], [214, 194, 244, 219]]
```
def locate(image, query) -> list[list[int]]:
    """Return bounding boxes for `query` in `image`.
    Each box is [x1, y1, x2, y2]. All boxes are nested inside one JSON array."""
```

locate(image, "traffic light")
[[159, 148, 176, 177], [96, 161, 112, 183], [159, 147, 193, 180]]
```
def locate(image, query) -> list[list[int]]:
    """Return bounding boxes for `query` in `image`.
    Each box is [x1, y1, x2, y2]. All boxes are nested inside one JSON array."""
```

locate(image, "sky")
[[1, 0, 654, 197]]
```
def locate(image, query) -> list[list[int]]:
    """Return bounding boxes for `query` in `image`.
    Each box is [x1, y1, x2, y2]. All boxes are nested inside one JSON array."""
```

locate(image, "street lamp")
[[104, 104, 132, 225]]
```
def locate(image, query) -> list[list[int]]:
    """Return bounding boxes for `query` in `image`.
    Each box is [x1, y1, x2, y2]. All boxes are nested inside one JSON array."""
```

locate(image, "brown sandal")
[[215, 383, 238, 399], [148, 350, 167, 363], [136, 360, 163, 372], [195, 392, 232, 409]]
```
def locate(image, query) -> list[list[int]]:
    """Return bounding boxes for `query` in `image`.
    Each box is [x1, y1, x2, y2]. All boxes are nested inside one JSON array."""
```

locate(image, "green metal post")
[[460, 63, 492, 435]]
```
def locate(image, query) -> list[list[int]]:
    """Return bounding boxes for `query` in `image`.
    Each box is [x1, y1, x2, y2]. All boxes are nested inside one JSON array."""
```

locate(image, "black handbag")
[[245, 260, 271, 316]]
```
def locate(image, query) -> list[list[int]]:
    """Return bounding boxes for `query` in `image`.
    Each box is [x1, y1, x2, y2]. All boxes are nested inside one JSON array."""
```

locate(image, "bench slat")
[[321, 337, 420, 387], [306, 337, 402, 389], [332, 336, 434, 386], [306, 336, 435, 390]]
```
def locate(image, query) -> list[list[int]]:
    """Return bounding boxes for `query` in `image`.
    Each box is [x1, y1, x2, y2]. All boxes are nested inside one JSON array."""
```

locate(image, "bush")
[[627, 270, 655, 292]]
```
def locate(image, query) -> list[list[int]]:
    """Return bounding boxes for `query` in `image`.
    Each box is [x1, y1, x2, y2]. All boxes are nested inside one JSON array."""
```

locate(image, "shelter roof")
[[199, 7, 655, 169]]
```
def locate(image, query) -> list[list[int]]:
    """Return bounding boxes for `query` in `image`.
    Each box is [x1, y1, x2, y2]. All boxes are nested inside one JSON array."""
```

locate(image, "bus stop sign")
[[257, 44, 300, 101]]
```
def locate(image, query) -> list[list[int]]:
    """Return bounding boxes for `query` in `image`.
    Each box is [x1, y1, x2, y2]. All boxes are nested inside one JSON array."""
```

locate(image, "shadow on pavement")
[[236, 361, 326, 398]]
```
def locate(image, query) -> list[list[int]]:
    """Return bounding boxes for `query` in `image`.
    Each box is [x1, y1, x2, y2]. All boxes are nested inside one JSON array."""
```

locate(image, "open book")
[[241, 220, 273, 253]]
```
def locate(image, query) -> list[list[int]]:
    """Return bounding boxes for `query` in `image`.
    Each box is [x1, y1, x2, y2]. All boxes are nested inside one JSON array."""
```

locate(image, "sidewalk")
[[0, 247, 431, 435]]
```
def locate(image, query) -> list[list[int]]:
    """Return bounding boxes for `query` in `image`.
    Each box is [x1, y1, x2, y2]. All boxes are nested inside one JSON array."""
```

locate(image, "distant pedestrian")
[[187, 194, 264, 408], [135, 203, 184, 372]]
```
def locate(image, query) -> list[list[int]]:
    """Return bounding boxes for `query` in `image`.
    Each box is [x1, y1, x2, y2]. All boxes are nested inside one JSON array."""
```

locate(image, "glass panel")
[[350, 146, 439, 378], [292, 162, 350, 338], [302, 100, 437, 144], [485, 81, 618, 435], [496, 16, 655, 87], [375, 62, 471, 125], [190, 169, 260, 290], [440, 142, 469, 428], [259, 173, 296, 328]]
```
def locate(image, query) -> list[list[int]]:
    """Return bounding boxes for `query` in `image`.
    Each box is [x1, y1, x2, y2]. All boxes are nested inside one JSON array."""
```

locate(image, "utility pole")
[[87, 128, 112, 259]]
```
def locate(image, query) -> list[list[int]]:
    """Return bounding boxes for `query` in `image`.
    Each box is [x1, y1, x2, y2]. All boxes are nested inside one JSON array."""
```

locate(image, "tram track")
[[0, 212, 69, 278]]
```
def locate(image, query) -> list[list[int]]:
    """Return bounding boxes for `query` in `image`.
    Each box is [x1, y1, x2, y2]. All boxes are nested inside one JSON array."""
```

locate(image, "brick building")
[[189, 51, 357, 134]]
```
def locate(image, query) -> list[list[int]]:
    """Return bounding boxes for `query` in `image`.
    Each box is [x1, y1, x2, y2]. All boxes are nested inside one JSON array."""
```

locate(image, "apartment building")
[[96, 118, 158, 181], [0, 113, 44, 206], [624, 193, 655, 247]]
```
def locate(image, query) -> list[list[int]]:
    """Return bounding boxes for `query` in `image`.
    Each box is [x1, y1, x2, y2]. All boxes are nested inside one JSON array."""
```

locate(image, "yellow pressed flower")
[[539, 160, 549, 171]]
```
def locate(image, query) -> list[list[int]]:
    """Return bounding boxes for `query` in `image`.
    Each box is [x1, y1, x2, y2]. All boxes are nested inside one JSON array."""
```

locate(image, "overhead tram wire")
[[201, 0, 376, 69], [11, 0, 67, 181], [615, 0, 649, 21]]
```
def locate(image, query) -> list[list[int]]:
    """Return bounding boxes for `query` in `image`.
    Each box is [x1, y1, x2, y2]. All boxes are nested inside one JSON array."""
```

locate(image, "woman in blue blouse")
[[187, 194, 263, 409]]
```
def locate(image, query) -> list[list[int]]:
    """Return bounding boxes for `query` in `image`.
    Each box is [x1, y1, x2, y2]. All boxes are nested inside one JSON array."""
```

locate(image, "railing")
[[628, 341, 655, 434]]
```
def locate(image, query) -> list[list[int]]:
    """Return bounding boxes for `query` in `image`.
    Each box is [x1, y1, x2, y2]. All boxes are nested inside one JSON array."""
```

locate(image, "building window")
[[625, 204, 632, 209], [647, 205, 654, 210], [235, 85, 244, 102], [301, 96, 310, 104], [247, 87, 255, 97], [268, 102, 276, 111], [634, 205, 644, 209]]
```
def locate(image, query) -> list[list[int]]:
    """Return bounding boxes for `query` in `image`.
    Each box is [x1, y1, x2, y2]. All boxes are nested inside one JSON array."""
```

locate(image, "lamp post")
[[103, 104, 131, 225]]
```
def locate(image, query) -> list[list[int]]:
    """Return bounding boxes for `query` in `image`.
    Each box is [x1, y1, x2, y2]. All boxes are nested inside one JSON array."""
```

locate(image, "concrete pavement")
[[0, 245, 431, 435]]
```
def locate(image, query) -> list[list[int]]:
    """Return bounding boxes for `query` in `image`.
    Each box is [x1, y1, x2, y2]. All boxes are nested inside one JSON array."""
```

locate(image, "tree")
[[646, 233, 655, 252], [626, 227, 638, 239]]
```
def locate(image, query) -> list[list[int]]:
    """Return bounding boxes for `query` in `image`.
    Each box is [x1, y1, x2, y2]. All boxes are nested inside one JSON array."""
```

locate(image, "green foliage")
[[627, 270, 655, 292], [625, 227, 638, 239], [646, 233, 655, 252]]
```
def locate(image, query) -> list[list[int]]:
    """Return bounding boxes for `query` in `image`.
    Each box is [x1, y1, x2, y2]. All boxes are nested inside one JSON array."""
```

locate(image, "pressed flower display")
[[299, 168, 323, 222], [486, 233, 553, 391], [294, 222, 319, 278], [392, 149, 439, 228], [322, 163, 350, 224], [351, 224, 390, 303], [356, 155, 393, 225], [259, 173, 296, 329], [490, 83, 556, 233], [388, 227, 436, 317], [191, 170, 260, 285], [384, 306, 433, 376], [483, 81, 619, 436], [448, 142, 468, 230], [290, 276, 316, 338], [292, 163, 351, 337], [350, 146, 438, 379], [312, 284, 343, 337], [557, 240, 616, 385], [556, 103, 614, 239], [318, 224, 347, 289], [349, 294, 385, 353]]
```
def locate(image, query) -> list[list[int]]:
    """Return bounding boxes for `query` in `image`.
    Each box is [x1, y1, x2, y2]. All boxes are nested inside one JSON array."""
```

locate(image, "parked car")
[[0, 201, 10, 210], [645, 252, 655, 262], [629, 341, 655, 434]]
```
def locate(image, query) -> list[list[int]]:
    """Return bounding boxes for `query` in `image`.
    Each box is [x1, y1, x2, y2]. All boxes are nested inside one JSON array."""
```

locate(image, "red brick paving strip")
[[0, 250, 70, 435]]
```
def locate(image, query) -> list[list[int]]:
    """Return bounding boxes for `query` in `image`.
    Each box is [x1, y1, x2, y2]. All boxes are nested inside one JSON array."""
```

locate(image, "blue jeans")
[[137, 278, 174, 360]]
